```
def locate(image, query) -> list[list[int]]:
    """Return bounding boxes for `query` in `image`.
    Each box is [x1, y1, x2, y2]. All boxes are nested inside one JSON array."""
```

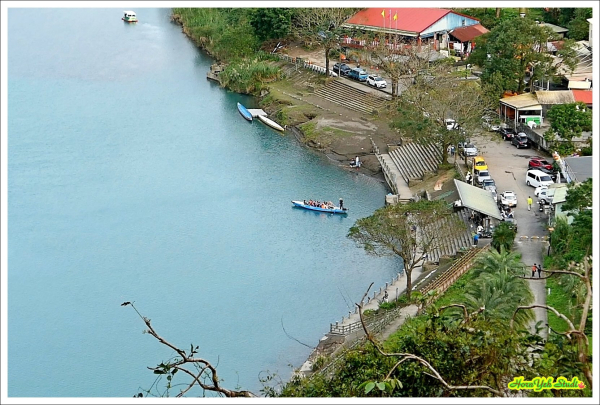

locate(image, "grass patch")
[[298, 121, 318, 142], [276, 104, 319, 126], [546, 277, 571, 333]]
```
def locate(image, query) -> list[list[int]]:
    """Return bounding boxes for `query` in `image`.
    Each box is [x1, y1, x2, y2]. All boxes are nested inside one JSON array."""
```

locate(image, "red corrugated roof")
[[345, 8, 452, 34], [571, 90, 593, 105], [450, 24, 489, 42]]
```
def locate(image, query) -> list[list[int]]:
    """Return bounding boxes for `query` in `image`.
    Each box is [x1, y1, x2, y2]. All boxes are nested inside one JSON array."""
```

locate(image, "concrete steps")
[[427, 208, 473, 264], [389, 142, 442, 183], [314, 79, 388, 114]]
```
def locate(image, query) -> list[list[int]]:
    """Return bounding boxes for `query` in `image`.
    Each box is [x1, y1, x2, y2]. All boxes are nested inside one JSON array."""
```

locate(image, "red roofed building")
[[448, 24, 489, 56], [571, 90, 593, 108], [341, 8, 483, 53]]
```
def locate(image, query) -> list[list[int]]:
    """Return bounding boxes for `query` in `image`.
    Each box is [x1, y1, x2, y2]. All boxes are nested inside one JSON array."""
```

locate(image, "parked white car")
[[461, 143, 478, 157], [366, 75, 387, 88], [500, 191, 518, 208], [534, 185, 548, 197]]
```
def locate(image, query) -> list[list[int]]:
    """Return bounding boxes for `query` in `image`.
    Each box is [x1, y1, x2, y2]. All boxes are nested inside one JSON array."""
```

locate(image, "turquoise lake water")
[[7, 8, 401, 397]]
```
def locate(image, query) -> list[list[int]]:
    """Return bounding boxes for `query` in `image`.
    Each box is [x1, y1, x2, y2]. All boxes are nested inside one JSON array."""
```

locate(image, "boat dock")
[[247, 109, 267, 118]]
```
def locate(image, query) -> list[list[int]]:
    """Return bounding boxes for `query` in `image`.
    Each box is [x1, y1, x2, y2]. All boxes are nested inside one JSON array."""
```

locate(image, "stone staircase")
[[426, 207, 474, 264], [389, 142, 442, 184], [314, 80, 389, 114]]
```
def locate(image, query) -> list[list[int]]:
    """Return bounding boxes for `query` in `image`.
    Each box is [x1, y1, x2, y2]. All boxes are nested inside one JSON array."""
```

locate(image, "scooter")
[[478, 229, 494, 238]]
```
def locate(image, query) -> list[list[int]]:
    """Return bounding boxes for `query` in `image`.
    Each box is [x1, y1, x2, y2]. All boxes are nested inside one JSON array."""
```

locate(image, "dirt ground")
[[262, 42, 402, 179]]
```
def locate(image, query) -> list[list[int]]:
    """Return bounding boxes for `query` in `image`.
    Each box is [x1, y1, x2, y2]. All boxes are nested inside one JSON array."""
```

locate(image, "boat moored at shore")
[[237, 102, 253, 122], [258, 114, 284, 131]]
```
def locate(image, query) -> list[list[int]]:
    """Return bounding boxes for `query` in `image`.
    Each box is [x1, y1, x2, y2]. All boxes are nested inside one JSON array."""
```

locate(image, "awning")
[[454, 179, 502, 220]]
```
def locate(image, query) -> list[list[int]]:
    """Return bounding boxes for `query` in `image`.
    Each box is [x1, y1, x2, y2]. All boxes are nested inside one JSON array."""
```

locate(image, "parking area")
[[467, 132, 552, 239]]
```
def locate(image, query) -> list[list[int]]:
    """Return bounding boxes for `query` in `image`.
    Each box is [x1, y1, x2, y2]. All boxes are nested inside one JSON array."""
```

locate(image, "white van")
[[525, 169, 554, 188]]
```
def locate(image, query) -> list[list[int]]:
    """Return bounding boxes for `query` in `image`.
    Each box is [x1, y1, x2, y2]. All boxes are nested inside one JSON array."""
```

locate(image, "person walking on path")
[[531, 263, 537, 278], [527, 196, 533, 211], [537, 263, 543, 278], [473, 232, 479, 246]]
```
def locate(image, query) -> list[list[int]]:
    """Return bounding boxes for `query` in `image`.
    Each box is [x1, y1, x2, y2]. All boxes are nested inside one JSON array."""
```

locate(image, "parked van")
[[348, 68, 368, 82], [525, 169, 554, 188]]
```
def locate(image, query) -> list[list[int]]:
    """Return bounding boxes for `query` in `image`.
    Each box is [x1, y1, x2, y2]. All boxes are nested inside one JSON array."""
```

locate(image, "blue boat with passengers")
[[237, 102, 253, 122], [291, 199, 348, 214]]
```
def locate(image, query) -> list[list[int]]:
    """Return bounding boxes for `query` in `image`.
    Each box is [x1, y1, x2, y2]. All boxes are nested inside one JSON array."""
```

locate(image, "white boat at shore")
[[257, 114, 284, 132]]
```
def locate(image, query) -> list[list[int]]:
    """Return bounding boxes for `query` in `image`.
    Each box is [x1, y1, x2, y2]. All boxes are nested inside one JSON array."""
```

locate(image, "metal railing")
[[370, 137, 398, 195], [272, 53, 336, 77], [419, 245, 490, 303]]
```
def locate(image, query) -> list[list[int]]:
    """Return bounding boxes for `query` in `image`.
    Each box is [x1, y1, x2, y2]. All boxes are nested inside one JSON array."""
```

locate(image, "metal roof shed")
[[563, 156, 593, 183], [499, 93, 543, 129], [454, 179, 502, 220]]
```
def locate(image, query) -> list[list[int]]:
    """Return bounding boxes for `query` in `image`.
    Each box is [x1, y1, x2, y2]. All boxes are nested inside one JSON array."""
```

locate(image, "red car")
[[528, 157, 553, 170]]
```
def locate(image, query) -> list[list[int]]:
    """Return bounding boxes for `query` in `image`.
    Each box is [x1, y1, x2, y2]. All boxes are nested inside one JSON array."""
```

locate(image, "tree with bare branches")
[[362, 35, 430, 97], [122, 302, 256, 398], [348, 200, 466, 300], [391, 69, 492, 164], [292, 8, 357, 77]]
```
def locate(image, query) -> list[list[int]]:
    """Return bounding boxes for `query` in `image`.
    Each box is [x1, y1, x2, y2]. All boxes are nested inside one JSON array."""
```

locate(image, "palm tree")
[[491, 222, 516, 252], [470, 246, 522, 279], [463, 269, 534, 329]]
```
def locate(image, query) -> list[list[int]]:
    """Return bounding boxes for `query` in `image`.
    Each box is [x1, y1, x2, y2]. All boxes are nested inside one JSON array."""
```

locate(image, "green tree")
[[566, 8, 593, 41], [480, 17, 576, 93], [561, 178, 592, 213], [491, 222, 517, 252], [545, 102, 592, 145], [293, 8, 356, 77], [348, 200, 465, 300], [248, 8, 294, 41], [463, 268, 534, 329], [470, 246, 521, 278]]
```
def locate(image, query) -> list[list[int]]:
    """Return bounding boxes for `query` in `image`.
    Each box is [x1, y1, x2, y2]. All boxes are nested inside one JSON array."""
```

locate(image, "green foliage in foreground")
[[279, 248, 545, 397]]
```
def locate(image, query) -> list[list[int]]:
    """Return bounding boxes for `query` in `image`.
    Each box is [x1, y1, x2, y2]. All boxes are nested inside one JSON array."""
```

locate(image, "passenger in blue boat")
[[339, 198, 344, 210]]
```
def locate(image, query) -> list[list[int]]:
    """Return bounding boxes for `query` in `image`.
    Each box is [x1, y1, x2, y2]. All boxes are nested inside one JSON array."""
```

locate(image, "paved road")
[[469, 132, 549, 339]]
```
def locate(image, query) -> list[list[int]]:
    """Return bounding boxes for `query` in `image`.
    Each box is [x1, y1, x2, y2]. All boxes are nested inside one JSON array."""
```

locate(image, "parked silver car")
[[476, 170, 492, 186]]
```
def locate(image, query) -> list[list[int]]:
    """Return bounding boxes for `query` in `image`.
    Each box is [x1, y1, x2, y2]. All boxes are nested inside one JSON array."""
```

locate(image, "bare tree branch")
[[281, 318, 316, 349], [123, 302, 256, 398]]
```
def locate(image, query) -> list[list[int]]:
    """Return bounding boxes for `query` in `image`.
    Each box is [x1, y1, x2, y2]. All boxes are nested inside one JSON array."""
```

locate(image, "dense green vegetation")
[[454, 8, 592, 40], [469, 16, 578, 97], [279, 247, 548, 397], [544, 102, 593, 153]]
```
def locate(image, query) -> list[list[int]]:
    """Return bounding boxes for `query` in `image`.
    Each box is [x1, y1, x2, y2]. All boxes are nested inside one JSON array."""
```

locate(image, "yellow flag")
[[381, 9, 385, 17], [393, 13, 398, 21]]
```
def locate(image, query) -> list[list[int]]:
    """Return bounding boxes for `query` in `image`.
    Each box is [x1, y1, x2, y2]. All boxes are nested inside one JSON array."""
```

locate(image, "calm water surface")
[[7, 8, 400, 397]]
